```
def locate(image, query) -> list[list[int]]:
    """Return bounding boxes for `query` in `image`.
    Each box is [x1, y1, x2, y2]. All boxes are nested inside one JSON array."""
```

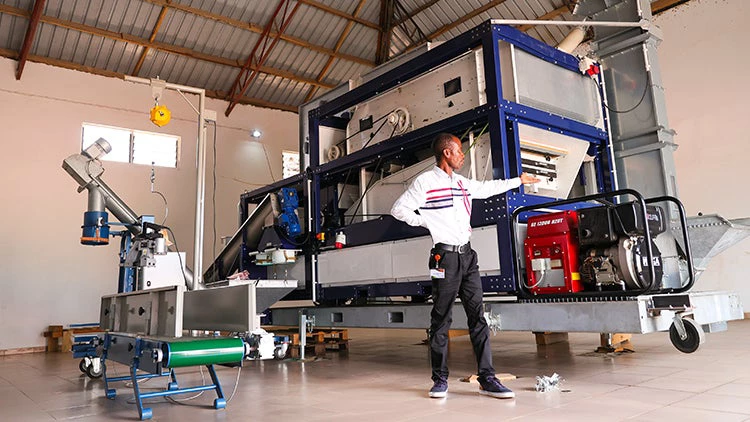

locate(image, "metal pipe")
[[193, 89, 207, 290], [557, 26, 587, 53], [299, 313, 307, 360], [93, 179, 141, 235], [105, 371, 172, 383], [490, 18, 650, 29], [87, 188, 105, 213], [598, 72, 619, 191], [139, 384, 218, 399], [124, 75, 207, 96], [307, 176, 317, 304]]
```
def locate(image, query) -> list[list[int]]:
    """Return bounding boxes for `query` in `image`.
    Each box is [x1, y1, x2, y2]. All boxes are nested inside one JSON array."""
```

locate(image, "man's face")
[[444, 137, 465, 170]]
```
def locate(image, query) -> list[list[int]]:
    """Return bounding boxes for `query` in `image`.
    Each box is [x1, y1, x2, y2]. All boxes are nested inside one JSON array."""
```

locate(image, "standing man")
[[391, 133, 540, 399]]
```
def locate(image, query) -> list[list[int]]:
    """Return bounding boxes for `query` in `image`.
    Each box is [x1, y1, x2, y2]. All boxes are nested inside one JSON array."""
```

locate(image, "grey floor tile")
[[1, 320, 749, 421]]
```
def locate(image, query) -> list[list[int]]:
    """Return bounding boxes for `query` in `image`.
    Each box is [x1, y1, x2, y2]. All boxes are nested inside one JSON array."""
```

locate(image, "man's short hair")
[[431, 133, 456, 163]]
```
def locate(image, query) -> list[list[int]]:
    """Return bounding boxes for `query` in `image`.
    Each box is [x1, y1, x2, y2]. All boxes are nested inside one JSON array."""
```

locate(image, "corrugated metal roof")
[[264, 41, 329, 80], [0, 12, 25, 51], [286, 5, 347, 50], [0, 0, 582, 112], [326, 58, 370, 84], [338, 23, 378, 61], [1, 0, 32, 8]]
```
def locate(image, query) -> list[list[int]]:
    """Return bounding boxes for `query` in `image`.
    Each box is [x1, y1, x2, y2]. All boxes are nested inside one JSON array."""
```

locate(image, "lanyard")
[[456, 180, 471, 216]]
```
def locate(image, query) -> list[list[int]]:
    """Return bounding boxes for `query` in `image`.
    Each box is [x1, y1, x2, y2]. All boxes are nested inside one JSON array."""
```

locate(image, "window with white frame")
[[282, 150, 299, 179], [82, 123, 180, 168]]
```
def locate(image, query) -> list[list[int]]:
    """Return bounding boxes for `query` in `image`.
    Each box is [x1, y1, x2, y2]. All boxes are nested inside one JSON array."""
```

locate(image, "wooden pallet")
[[265, 326, 349, 358], [44, 325, 101, 353]]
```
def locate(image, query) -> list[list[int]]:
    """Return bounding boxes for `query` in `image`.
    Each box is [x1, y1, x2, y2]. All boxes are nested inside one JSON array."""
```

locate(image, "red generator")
[[523, 210, 583, 295]]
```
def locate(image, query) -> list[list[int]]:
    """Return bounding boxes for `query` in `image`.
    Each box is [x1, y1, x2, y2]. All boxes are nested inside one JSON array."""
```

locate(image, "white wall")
[[0, 58, 298, 349], [655, 0, 750, 303]]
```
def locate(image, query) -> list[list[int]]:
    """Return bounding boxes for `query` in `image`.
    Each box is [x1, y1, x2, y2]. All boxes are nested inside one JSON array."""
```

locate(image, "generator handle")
[[645, 196, 695, 293], [510, 189, 655, 298]]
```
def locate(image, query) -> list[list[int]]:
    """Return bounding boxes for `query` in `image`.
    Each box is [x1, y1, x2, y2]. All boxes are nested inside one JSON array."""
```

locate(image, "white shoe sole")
[[479, 390, 515, 399], [429, 391, 447, 398]]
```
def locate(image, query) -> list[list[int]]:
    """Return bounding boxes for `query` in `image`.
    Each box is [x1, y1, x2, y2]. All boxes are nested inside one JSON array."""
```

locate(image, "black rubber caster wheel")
[[669, 317, 705, 353]]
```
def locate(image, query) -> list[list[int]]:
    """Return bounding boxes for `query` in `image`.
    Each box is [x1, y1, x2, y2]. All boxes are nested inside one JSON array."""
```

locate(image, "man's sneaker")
[[478, 375, 515, 399], [429, 379, 448, 398]]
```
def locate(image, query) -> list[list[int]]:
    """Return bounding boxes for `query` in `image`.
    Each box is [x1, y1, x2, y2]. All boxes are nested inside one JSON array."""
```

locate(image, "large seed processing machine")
[[221, 1, 747, 353], [63, 0, 748, 419]]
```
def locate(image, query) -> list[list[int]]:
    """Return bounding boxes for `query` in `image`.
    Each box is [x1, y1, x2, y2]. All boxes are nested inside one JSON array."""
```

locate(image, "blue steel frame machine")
[[209, 16, 743, 354], [239, 21, 615, 302]]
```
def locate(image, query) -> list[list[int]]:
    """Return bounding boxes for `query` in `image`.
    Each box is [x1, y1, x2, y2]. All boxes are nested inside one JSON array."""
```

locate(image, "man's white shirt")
[[391, 166, 521, 246]]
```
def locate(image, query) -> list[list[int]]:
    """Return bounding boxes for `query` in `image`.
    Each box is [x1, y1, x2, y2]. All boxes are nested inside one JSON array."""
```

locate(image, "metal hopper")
[[686, 215, 750, 279]]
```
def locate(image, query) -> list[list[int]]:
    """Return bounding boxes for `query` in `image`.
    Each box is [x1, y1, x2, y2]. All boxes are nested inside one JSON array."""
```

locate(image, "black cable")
[[348, 156, 384, 226], [277, 228, 311, 247], [360, 116, 392, 151], [335, 115, 392, 209], [165, 227, 189, 288], [335, 108, 396, 148], [594, 75, 650, 114], [342, 122, 397, 226], [211, 121, 218, 262]]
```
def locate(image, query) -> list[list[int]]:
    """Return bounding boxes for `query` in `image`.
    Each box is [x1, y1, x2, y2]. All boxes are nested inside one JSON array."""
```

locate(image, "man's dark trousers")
[[429, 248, 495, 382]]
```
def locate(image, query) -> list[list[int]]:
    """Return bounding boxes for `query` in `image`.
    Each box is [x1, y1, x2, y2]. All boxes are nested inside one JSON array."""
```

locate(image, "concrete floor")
[[3, 320, 750, 421]]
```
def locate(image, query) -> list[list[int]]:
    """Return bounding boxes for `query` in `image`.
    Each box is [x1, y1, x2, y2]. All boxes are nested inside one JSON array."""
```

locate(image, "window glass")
[[133, 131, 179, 168], [82, 124, 130, 163]]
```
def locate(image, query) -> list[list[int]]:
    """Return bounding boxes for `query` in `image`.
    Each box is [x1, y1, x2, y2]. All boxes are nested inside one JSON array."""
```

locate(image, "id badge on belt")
[[430, 251, 445, 279]]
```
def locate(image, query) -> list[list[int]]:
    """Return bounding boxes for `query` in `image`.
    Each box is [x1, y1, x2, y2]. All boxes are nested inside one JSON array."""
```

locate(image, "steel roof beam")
[[423, 0, 510, 43], [15, 0, 45, 80], [304, 0, 369, 102], [392, 0, 428, 53], [393, 0, 439, 26], [375, 0, 395, 65], [132, 5, 169, 76], [652, 0, 691, 14], [142, 0, 374, 67], [296, 0, 380, 30], [225, 0, 300, 116], [0, 4, 331, 89]]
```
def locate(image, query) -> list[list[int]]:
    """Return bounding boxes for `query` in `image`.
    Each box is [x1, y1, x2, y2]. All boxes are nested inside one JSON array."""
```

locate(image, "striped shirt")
[[391, 166, 521, 246]]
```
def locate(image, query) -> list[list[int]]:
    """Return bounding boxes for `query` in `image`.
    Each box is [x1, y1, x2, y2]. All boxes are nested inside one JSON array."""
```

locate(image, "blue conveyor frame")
[[100, 334, 229, 420]]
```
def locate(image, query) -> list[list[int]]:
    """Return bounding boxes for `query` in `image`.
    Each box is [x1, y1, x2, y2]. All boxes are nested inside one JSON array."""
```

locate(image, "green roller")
[[162, 337, 246, 368]]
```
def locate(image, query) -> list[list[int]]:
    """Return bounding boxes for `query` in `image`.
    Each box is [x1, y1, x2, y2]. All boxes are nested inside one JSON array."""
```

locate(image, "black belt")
[[435, 242, 471, 254]]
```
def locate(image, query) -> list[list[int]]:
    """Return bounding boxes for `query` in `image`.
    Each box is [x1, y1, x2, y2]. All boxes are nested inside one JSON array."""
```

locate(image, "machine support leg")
[[167, 369, 178, 390], [130, 361, 153, 420], [102, 361, 116, 399], [299, 313, 307, 360], [596, 333, 634, 353], [206, 365, 227, 409], [206, 365, 225, 399]]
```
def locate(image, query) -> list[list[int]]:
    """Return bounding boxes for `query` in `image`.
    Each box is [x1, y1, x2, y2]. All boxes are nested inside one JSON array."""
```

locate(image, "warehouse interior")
[[2, 0, 750, 420]]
